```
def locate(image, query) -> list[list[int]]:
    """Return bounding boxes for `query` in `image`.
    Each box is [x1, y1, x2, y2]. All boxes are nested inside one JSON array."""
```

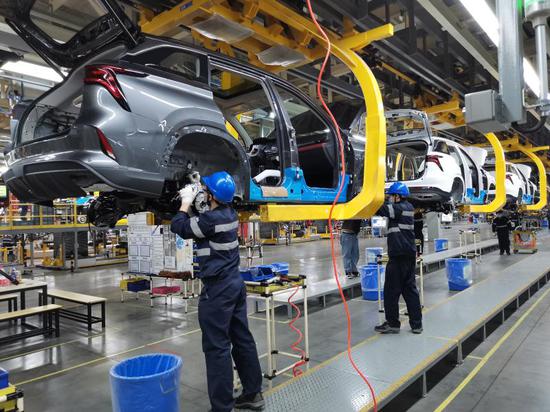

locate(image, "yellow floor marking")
[[0, 332, 107, 363], [434, 287, 550, 412], [15, 327, 201, 386], [427, 335, 456, 343]]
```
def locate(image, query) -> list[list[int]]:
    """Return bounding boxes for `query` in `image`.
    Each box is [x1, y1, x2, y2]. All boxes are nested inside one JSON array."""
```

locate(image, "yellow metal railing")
[[0, 201, 127, 232]]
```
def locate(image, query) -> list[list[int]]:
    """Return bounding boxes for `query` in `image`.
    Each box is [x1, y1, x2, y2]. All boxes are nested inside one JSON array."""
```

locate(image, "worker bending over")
[[374, 182, 423, 334], [171, 172, 264, 412], [340, 219, 361, 279], [492, 210, 514, 255]]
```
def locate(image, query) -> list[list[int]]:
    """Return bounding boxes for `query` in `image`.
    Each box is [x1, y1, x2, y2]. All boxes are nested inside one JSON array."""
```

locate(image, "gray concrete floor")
[[0, 221, 547, 411]]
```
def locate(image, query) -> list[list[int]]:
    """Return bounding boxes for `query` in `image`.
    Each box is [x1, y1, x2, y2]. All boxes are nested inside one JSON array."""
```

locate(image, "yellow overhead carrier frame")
[[141, 0, 393, 221], [507, 144, 549, 211], [499, 135, 548, 211], [462, 133, 507, 214], [519, 148, 548, 211]]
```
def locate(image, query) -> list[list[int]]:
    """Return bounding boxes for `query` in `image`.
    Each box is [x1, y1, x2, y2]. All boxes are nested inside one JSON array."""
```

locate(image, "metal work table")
[[264, 252, 550, 411], [0, 279, 48, 309]]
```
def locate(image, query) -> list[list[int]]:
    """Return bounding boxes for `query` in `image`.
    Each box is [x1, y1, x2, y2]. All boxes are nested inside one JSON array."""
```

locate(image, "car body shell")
[[487, 162, 529, 202]]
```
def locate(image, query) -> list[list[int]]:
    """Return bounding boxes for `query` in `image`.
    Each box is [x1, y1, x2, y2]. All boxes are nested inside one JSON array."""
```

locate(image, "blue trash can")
[[445, 258, 473, 291], [360, 264, 385, 301], [365, 247, 383, 264], [110, 354, 182, 412]]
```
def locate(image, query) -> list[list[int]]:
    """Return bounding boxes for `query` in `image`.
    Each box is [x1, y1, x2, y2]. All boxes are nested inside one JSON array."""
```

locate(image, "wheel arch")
[[164, 124, 251, 201]]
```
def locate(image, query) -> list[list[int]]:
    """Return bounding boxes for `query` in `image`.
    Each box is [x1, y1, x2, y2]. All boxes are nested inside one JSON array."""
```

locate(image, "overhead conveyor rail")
[[263, 252, 550, 412], [141, 0, 393, 222]]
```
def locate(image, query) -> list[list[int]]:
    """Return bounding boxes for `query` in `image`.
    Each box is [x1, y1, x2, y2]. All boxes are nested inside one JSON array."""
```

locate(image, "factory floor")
[[0, 222, 548, 411], [408, 269, 550, 412]]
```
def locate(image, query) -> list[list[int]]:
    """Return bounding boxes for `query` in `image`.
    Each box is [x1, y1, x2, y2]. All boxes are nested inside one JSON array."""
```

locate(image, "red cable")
[[288, 285, 307, 376], [304, 1, 378, 410]]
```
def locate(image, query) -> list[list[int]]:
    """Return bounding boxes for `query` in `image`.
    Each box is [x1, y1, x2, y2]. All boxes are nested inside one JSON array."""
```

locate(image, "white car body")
[[384, 110, 488, 211], [486, 162, 529, 202]]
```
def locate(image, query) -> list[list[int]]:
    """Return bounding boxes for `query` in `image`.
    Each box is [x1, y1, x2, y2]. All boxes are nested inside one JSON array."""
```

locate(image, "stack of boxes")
[[128, 213, 194, 275]]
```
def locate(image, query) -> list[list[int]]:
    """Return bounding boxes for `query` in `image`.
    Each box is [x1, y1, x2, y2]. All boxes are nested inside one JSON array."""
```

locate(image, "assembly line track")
[[272, 238, 499, 316], [264, 251, 550, 411]]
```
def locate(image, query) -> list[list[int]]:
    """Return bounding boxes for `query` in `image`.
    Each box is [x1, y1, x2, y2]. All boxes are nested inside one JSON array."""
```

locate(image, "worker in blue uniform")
[[374, 182, 423, 334], [171, 171, 264, 412], [340, 219, 362, 279], [492, 210, 513, 255]]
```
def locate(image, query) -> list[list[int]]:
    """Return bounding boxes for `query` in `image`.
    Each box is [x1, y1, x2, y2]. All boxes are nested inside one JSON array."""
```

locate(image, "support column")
[[426, 212, 441, 241], [74, 232, 79, 270]]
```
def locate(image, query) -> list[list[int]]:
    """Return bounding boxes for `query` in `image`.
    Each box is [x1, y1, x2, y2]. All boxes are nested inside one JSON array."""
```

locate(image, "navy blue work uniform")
[[492, 214, 513, 255], [171, 206, 262, 412], [377, 200, 423, 329]]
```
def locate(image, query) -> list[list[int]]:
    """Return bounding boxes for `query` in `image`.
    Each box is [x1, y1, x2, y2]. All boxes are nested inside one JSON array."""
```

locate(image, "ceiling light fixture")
[[0, 60, 64, 83], [460, 0, 541, 97]]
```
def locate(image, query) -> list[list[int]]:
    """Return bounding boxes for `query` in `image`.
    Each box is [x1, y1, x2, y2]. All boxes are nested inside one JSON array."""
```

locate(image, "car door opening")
[[211, 67, 284, 189]]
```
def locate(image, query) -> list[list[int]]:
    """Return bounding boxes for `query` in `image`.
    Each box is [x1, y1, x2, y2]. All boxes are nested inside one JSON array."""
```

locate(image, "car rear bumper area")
[[4, 161, 91, 202], [3, 151, 163, 203], [408, 186, 451, 204]]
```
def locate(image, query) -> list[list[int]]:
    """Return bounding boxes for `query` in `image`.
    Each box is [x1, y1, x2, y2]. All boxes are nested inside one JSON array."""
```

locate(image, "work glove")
[[179, 184, 200, 206]]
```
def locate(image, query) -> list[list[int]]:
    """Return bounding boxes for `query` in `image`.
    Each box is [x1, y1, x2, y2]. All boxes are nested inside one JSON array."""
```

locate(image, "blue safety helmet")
[[202, 171, 236, 203], [386, 182, 410, 197]]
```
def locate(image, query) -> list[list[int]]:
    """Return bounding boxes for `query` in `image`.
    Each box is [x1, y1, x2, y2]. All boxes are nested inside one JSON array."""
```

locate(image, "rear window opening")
[[387, 114, 428, 139], [30, 0, 108, 44], [386, 142, 428, 182]]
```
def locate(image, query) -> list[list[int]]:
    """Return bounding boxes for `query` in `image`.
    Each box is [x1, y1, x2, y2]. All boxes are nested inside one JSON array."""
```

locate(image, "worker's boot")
[[235, 392, 265, 410], [346, 272, 354, 279], [374, 322, 400, 334]]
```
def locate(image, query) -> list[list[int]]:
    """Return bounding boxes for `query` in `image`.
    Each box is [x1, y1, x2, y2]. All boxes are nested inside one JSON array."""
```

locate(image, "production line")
[[1, 1, 550, 412]]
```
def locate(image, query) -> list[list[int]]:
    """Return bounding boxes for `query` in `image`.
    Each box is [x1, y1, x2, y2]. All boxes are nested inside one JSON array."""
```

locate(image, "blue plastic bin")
[[127, 279, 150, 292], [360, 264, 385, 301], [542, 219, 549, 228], [434, 238, 449, 252], [446, 258, 473, 291], [110, 354, 182, 412], [240, 267, 273, 282], [270, 262, 289, 275], [0, 368, 8, 389], [365, 247, 383, 264]]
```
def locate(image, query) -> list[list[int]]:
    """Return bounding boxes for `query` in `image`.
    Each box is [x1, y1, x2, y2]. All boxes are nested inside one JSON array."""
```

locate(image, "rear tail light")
[[95, 128, 116, 160], [427, 154, 444, 172], [506, 173, 513, 183], [84, 65, 146, 111]]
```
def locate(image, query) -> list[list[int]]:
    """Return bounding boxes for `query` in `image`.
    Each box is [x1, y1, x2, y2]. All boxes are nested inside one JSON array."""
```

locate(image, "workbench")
[[120, 271, 199, 312], [244, 275, 309, 390]]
